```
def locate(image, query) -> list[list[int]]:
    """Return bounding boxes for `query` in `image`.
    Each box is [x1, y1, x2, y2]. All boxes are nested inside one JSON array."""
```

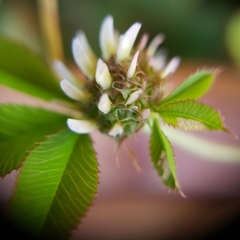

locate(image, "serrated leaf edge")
[[149, 117, 185, 197], [69, 135, 100, 237], [158, 99, 229, 132]]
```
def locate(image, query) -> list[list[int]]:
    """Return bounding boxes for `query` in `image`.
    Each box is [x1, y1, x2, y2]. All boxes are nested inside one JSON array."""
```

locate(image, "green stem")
[[37, 0, 64, 62]]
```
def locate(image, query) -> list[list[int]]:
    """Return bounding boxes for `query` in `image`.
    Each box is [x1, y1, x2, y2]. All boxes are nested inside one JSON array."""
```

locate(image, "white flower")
[[148, 53, 166, 71], [126, 50, 139, 79], [161, 56, 181, 78], [146, 33, 165, 57], [72, 32, 97, 79], [53, 60, 78, 85], [67, 118, 97, 134], [126, 89, 143, 105], [95, 59, 113, 89], [58, 15, 182, 139], [109, 123, 124, 137], [98, 93, 112, 114], [116, 22, 141, 62], [60, 79, 90, 102], [137, 33, 149, 51], [99, 15, 117, 60], [141, 109, 151, 119]]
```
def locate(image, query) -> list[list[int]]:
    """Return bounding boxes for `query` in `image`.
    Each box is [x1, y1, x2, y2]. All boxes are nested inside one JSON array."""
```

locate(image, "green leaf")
[[0, 105, 68, 176], [149, 118, 181, 191], [158, 100, 226, 131], [160, 71, 214, 106], [226, 10, 240, 68], [0, 38, 68, 101], [0, 70, 59, 101], [10, 128, 99, 239]]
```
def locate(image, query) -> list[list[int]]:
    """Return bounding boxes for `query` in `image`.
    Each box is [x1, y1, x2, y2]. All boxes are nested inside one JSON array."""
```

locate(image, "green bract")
[[0, 15, 229, 239]]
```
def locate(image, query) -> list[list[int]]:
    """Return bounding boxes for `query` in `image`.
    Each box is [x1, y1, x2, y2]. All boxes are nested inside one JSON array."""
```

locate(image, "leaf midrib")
[[38, 131, 78, 235]]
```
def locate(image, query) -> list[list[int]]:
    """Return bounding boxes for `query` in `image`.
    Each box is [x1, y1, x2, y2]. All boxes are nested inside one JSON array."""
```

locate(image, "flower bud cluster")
[[55, 15, 180, 139]]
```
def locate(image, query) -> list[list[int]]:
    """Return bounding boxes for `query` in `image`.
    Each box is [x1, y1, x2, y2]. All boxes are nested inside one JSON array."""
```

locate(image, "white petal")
[[148, 55, 166, 71], [114, 29, 120, 46], [161, 56, 181, 78], [53, 60, 77, 85], [60, 79, 89, 101], [116, 22, 141, 62], [98, 93, 112, 114], [109, 123, 124, 137], [146, 33, 165, 57], [137, 33, 149, 51], [67, 118, 97, 134], [126, 50, 139, 79], [141, 109, 151, 119], [72, 32, 97, 79], [126, 89, 143, 105], [95, 59, 112, 89], [99, 15, 117, 60], [151, 84, 164, 101]]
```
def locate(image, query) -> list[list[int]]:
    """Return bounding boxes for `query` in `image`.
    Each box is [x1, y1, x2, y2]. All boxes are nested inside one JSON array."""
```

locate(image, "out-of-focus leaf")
[[149, 118, 182, 192], [158, 100, 226, 131], [226, 10, 240, 68], [160, 71, 214, 106], [10, 129, 99, 240], [0, 38, 68, 101], [161, 125, 240, 163], [0, 105, 67, 176], [0, 70, 59, 101]]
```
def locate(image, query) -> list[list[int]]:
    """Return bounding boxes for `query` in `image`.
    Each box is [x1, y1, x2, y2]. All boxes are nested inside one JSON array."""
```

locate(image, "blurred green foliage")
[[59, 0, 233, 61], [226, 10, 240, 68], [0, 0, 239, 63]]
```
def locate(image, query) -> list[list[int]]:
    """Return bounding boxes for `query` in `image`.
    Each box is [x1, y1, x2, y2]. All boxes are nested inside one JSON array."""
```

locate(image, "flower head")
[[55, 15, 180, 138]]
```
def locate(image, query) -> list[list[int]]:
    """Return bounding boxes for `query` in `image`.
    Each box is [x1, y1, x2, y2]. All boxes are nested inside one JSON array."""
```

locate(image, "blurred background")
[[0, 0, 240, 63], [0, 0, 240, 239]]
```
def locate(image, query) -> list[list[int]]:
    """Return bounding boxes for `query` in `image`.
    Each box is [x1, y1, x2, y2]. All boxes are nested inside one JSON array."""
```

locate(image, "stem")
[[37, 0, 64, 62]]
